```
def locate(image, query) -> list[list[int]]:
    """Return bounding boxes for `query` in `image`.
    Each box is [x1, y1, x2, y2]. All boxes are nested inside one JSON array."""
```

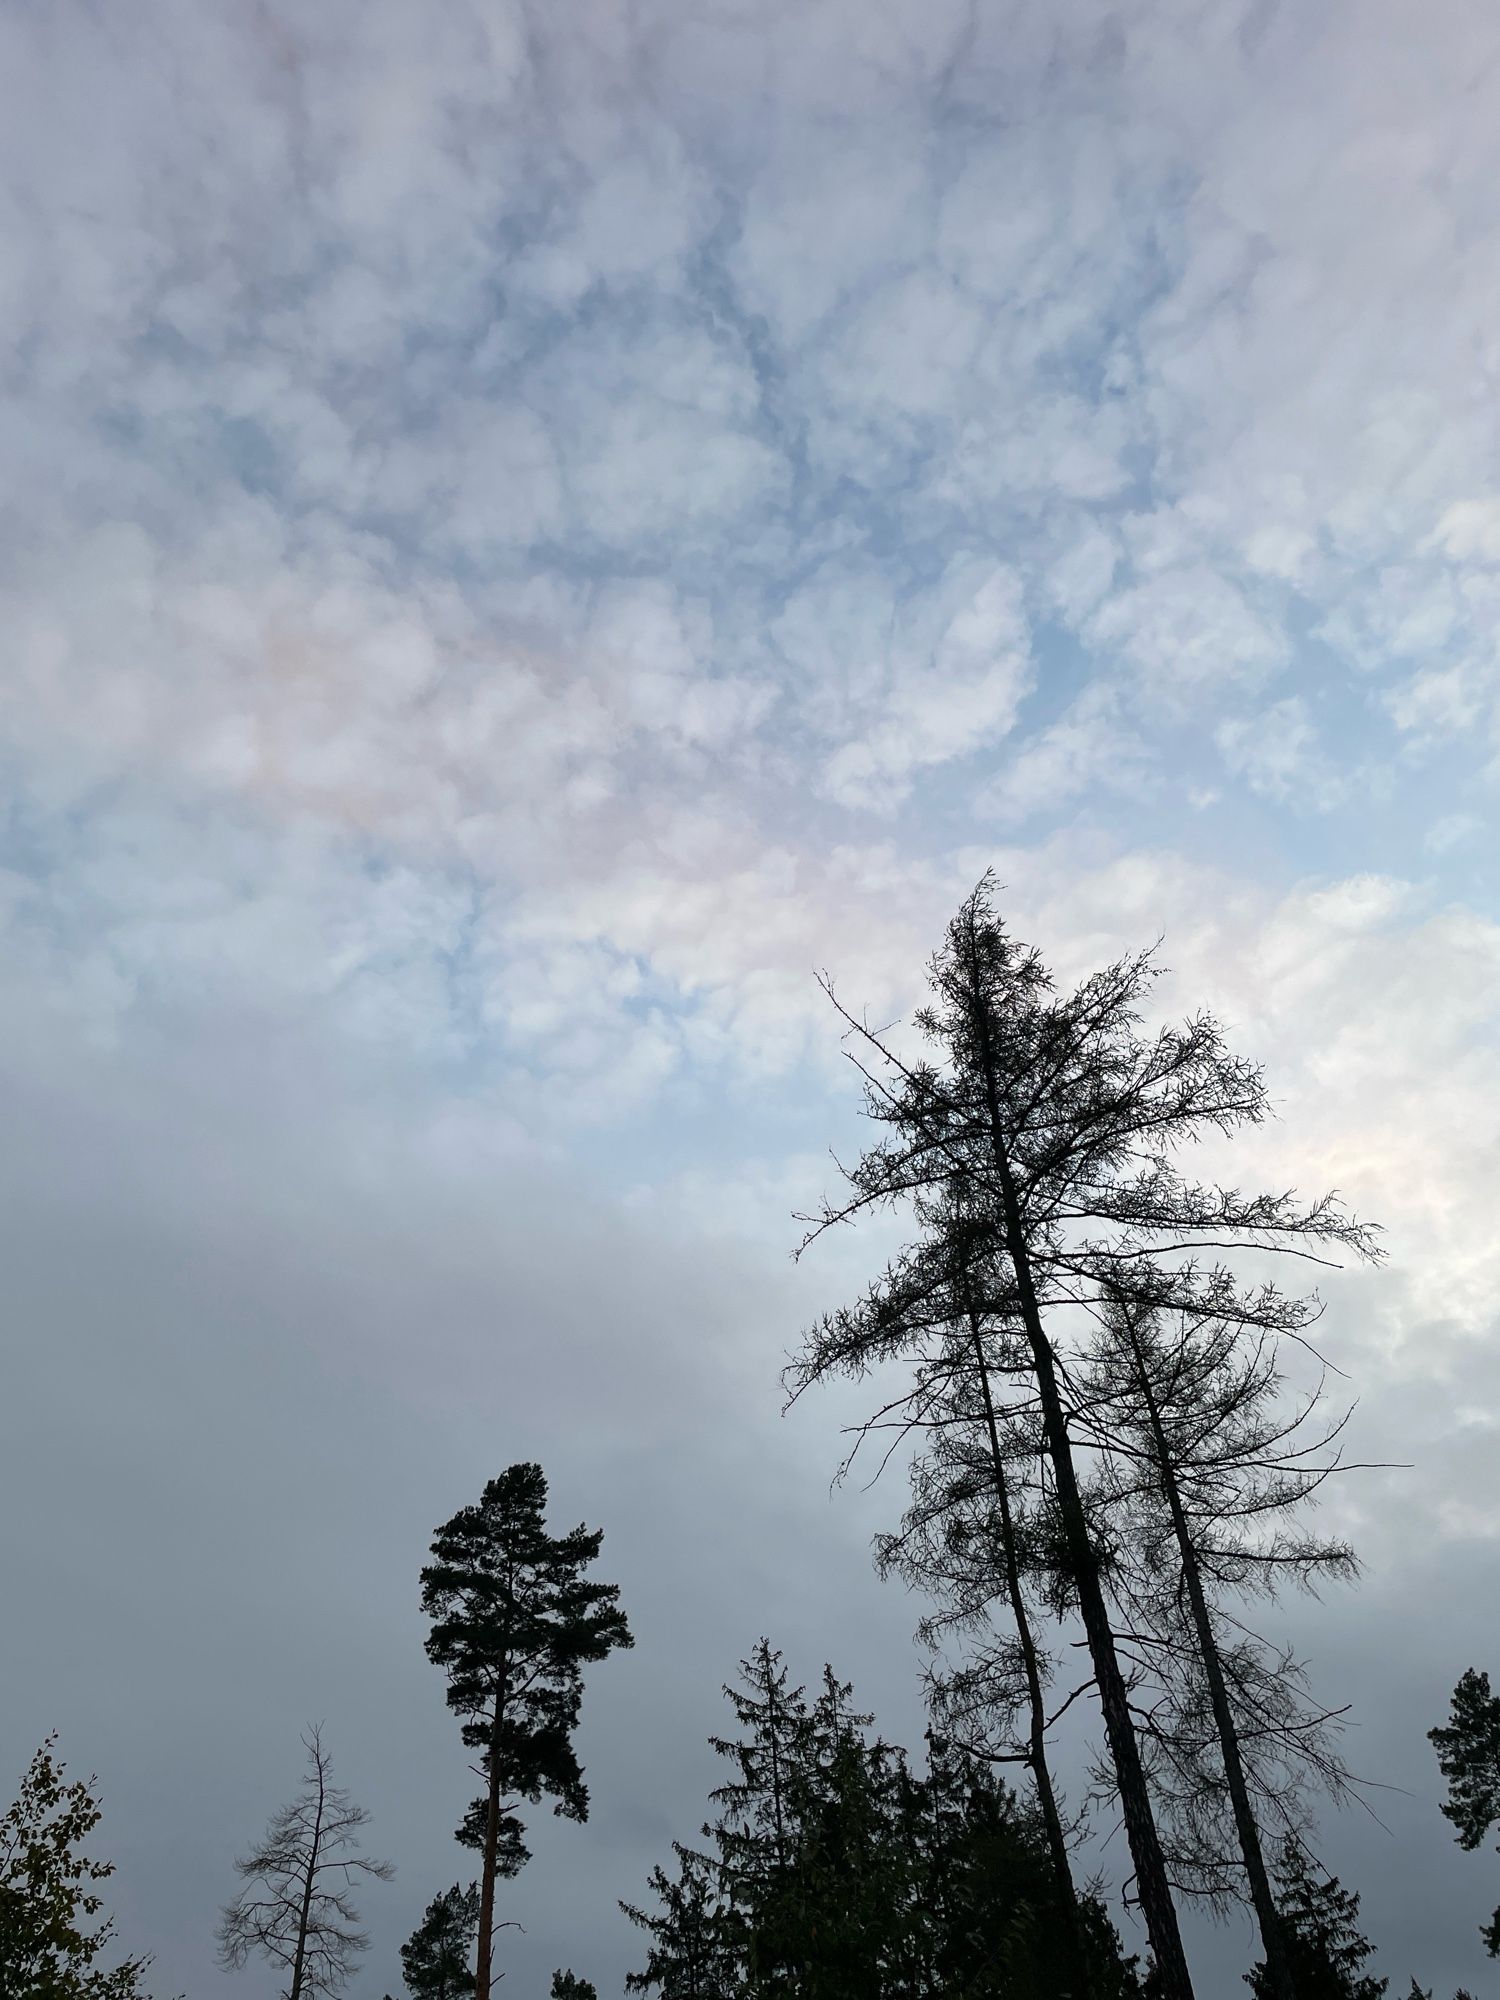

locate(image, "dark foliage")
[[420, 1463, 632, 2000], [623, 1642, 1143, 1999], [399, 1885, 479, 2000], [1246, 1840, 1385, 1999], [1429, 1668, 1500, 1953]]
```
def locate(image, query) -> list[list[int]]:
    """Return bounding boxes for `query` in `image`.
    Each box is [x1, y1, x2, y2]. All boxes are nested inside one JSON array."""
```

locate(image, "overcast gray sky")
[[3, 0, 1500, 1993]]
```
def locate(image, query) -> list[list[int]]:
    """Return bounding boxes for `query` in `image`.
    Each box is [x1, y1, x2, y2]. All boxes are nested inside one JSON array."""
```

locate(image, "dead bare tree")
[[218, 1726, 392, 2000]]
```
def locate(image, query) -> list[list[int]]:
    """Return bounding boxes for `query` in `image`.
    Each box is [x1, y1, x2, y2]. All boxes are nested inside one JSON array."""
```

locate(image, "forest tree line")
[[5, 884, 1500, 1999]]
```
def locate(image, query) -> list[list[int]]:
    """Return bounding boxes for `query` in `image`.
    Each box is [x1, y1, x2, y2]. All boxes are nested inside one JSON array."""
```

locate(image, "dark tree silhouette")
[[218, 1726, 392, 2000], [420, 1463, 632, 2000], [869, 1230, 1099, 1991], [1429, 1667, 1500, 1954], [0, 1735, 157, 2000], [1247, 1840, 1385, 1999], [1078, 1282, 1360, 1978], [400, 1885, 479, 2000], [621, 1845, 733, 1999], [624, 1644, 1143, 1999], [549, 1974, 597, 1999], [791, 879, 1376, 2000]]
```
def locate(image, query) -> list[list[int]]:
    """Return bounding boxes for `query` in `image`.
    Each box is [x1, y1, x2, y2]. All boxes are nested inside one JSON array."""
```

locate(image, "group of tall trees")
[[783, 879, 1376, 1995], [5, 883, 1499, 1997]]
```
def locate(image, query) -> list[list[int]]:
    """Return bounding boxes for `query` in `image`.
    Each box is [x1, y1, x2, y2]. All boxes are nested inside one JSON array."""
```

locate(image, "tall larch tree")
[[792, 877, 1376, 2000], [420, 1462, 632, 2000], [1079, 1280, 1360, 1983]]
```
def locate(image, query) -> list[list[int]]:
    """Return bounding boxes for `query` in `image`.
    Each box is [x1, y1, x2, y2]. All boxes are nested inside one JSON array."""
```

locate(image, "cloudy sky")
[[3, 0, 1500, 1992]]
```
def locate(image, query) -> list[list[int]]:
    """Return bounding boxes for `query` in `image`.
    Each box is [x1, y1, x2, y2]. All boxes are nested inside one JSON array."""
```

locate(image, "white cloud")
[[978, 686, 1151, 824], [1087, 563, 1290, 696], [1215, 694, 1345, 806]]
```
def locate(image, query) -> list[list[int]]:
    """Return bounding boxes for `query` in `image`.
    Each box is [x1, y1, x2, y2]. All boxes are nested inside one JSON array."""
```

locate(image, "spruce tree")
[[1247, 1840, 1386, 1999], [1429, 1668, 1500, 1954], [420, 1463, 633, 2000], [400, 1885, 479, 2000], [623, 1645, 1144, 1998], [621, 1846, 734, 1998]]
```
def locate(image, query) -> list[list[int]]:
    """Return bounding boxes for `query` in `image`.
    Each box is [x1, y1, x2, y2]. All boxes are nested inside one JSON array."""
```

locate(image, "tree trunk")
[[965, 985, 1196, 2000], [963, 1299, 1092, 2000], [289, 1745, 327, 2000], [1125, 1320, 1296, 2000], [474, 1683, 505, 2000]]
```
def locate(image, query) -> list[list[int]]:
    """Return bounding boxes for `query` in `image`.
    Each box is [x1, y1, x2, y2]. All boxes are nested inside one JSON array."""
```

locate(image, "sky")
[[2, 0, 1500, 1992]]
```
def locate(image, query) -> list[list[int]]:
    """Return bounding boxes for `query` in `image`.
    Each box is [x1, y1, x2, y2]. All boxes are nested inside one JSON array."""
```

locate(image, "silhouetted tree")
[[218, 1726, 392, 2000], [400, 1885, 479, 2000], [623, 1646, 1143, 1998], [621, 1846, 734, 1998], [1247, 1840, 1385, 1999], [792, 880, 1376, 2000], [421, 1463, 633, 2000], [1080, 1282, 1360, 1986], [549, 1974, 597, 1999], [1429, 1668, 1500, 1954], [0, 1736, 157, 2000], [827, 1212, 1088, 1990]]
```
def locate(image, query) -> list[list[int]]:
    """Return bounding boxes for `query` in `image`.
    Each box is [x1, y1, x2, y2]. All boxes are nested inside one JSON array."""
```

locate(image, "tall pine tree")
[[1429, 1668, 1500, 1955], [420, 1464, 632, 2000]]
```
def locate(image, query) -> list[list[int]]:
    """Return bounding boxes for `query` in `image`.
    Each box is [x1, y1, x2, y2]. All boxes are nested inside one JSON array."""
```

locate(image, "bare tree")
[[1076, 1278, 1364, 1993], [218, 1726, 393, 2000]]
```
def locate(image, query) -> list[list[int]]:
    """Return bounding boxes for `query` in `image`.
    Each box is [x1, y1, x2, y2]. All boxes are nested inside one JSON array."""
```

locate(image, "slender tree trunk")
[[964, 980, 1196, 2000], [475, 1677, 506, 2000], [962, 1299, 1092, 2000], [289, 1745, 327, 2000], [1124, 1322, 1296, 2000]]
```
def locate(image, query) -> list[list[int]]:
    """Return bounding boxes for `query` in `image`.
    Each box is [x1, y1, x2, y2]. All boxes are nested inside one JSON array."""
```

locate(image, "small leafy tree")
[[421, 1463, 633, 2000], [218, 1725, 392, 2000], [1429, 1668, 1500, 1953], [1247, 1839, 1385, 1998], [0, 1735, 156, 2000], [400, 1885, 479, 2000]]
